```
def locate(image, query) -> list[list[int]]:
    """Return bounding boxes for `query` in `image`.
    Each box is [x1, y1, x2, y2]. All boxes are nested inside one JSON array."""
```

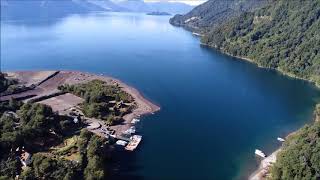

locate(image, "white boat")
[[192, 32, 202, 36], [131, 118, 140, 124], [255, 149, 266, 158], [124, 126, 136, 134], [116, 140, 128, 146], [109, 134, 116, 138], [277, 137, 285, 142]]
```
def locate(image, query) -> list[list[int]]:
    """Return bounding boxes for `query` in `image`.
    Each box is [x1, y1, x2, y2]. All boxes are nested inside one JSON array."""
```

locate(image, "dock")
[[125, 135, 142, 151]]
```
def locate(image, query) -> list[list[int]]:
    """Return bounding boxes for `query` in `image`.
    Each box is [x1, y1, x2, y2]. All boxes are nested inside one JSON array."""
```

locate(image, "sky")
[[144, 0, 207, 6]]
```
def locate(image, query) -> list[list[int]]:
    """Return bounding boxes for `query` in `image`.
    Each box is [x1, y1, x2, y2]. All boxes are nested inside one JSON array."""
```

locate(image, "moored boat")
[[116, 140, 128, 146], [255, 149, 266, 158]]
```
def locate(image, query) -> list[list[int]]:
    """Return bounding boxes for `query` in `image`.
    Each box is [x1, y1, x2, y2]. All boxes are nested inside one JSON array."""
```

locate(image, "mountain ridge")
[[1, 0, 194, 21], [169, 0, 270, 33], [201, 0, 320, 86]]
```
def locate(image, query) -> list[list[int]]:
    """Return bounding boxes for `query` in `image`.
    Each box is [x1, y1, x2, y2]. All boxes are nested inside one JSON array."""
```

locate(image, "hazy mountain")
[[0, 0, 109, 20], [87, 0, 128, 11], [1, 0, 193, 21], [111, 0, 194, 14]]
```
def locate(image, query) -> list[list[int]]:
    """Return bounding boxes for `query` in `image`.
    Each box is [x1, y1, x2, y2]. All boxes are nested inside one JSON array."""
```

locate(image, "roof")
[[21, 152, 31, 161]]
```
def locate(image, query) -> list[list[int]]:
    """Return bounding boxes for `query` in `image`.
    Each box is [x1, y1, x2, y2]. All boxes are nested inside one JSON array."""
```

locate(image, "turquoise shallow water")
[[1, 12, 320, 180]]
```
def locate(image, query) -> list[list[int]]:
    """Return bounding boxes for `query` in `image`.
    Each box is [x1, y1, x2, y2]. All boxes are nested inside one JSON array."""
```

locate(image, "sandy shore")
[[1, 70, 160, 135], [249, 149, 281, 180]]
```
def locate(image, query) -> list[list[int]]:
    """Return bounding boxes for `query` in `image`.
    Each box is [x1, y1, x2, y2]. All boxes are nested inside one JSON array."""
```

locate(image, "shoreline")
[[209, 47, 320, 179], [249, 149, 281, 180], [200, 43, 320, 89], [1, 70, 160, 138], [217, 50, 320, 180], [198, 44, 320, 179]]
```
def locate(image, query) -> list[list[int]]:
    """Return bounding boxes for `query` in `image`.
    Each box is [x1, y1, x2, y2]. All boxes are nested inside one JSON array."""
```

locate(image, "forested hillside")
[[169, 0, 269, 33], [201, 0, 320, 86]]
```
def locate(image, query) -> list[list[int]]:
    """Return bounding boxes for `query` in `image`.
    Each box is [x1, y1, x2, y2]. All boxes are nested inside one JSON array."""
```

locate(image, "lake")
[[1, 12, 320, 180]]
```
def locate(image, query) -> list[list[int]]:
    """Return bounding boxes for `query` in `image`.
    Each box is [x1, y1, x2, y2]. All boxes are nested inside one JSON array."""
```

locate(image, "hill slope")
[[201, 0, 320, 86], [169, 0, 269, 33]]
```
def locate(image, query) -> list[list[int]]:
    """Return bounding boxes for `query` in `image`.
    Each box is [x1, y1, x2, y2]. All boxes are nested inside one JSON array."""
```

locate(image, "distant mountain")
[[111, 0, 193, 14], [1, 0, 193, 21], [169, 0, 269, 33], [146, 11, 171, 16], [87, 0, 128, 11], [0, 0, 108, 20]]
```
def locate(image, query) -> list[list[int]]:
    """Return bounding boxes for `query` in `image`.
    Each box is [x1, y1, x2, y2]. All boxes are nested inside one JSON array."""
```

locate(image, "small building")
[[116, 140, 128, 146], [131, 118, 140, 124], [4, 111, 19, 119], [73, 117, 79, 124], [20, 151, 32, 167]]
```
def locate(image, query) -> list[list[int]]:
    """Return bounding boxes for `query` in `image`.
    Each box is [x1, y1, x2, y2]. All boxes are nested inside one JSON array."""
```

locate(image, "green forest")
[[0, 73, 15, 93], [201, 0, 320, 86]]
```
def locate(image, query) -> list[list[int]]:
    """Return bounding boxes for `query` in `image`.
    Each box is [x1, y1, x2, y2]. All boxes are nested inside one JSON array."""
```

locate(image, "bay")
[[1, 12, 320, 180]]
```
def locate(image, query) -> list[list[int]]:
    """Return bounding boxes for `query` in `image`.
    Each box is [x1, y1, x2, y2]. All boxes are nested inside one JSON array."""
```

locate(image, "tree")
[[0, 155, 20, 178]]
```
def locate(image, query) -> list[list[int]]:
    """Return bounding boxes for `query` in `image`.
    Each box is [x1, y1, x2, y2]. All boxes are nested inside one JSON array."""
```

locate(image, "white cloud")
[[144, 0, 207, 6]]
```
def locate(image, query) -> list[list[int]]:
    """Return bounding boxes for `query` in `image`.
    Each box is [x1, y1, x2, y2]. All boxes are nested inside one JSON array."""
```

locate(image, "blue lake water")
[[1, 12, 320, 180]]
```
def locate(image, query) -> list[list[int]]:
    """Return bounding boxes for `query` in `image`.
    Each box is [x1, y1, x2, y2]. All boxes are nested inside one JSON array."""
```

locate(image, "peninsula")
[[0, 70, 160, 179]]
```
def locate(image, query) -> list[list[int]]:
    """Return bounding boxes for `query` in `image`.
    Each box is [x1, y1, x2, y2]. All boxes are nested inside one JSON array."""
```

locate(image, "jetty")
[[125, 135, 142, 151]]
